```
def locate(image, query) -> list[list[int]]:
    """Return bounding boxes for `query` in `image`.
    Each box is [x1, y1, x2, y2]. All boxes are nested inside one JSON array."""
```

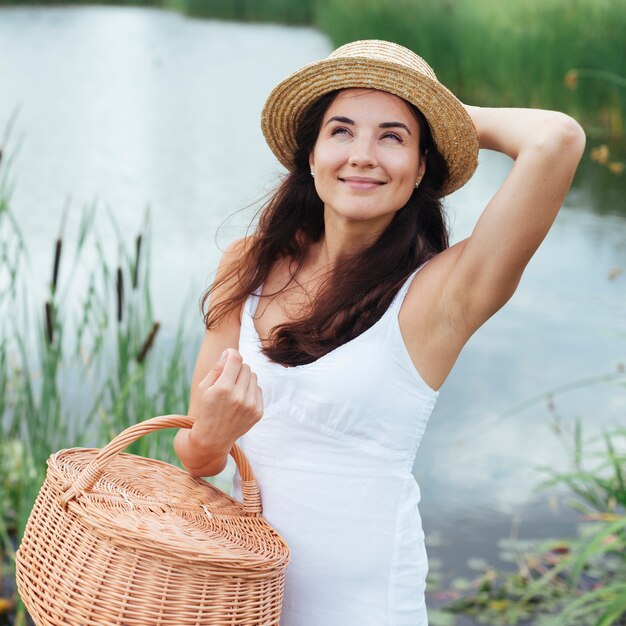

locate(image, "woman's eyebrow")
[[379, 121, 412, 135], [325, 116, 412, 135], [325, 115, 355, 126]]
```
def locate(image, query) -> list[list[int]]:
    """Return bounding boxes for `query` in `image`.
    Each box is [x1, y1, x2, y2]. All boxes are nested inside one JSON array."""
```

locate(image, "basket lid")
[[47, 416, 290, 572]]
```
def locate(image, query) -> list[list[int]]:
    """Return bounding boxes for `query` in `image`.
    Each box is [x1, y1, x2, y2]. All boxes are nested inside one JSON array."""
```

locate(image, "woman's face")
[[309, 88, 426, 233]]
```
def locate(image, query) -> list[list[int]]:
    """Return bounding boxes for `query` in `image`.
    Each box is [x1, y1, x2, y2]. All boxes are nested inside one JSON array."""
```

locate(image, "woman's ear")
[[309, 153, 315, 174], [417, 156, 427, 180]]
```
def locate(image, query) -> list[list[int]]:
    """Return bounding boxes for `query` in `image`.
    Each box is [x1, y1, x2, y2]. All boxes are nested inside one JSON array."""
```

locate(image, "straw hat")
[[261, 39, 479, 196]]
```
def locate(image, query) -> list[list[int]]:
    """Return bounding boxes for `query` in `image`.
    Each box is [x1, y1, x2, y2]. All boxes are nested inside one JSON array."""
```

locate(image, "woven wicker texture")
[[16, 415, 291, 625], [261, 39, 479, 197]]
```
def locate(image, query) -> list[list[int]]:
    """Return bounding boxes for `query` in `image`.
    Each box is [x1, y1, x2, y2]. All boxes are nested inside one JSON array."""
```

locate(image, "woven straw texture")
[[16, 415, 291, 625], [261, 39, 479, 197]]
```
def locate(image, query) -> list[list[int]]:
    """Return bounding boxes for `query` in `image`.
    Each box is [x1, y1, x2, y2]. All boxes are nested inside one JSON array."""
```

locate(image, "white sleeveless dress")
[[231, 261, 439, 626]]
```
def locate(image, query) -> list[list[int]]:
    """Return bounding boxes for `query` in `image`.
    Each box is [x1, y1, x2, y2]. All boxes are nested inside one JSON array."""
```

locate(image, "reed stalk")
[[315, 0, 625, 140], [438, 419, 626, 626], [0, 145, 195, 623], [0, 1, 623, 138]]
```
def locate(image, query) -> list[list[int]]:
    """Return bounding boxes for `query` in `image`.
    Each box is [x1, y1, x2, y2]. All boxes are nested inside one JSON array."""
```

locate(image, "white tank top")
[[231, 260, 439, 625]]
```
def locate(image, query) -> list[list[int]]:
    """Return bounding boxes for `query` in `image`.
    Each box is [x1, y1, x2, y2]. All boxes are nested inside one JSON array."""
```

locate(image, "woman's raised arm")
[[441, 104, 586, 334]]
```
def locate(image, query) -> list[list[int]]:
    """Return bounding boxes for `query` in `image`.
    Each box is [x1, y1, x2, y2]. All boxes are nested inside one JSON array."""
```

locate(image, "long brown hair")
[[201, 89, 451, 367]]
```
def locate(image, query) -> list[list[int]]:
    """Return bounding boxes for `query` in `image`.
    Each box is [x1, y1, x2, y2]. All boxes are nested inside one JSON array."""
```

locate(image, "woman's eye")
[[382, 132, 403, 142], [330, 127, 350, 136]]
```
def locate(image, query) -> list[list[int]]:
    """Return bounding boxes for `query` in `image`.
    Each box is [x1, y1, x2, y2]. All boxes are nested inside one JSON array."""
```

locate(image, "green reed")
[[434, 418, 626, 626], [314, 0, 625, 139], [0, 0, 316, 24], [0, 140, 202, 621], [163, 0, 315, 24], [1, 0, 622, 139]]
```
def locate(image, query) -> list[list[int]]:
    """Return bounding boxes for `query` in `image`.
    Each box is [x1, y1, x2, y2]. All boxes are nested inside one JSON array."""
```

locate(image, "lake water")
[[1, 5, 625, 619]]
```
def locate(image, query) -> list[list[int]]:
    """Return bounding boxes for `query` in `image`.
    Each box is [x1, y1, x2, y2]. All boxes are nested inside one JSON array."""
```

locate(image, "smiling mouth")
[[339, 177, 386, 189]]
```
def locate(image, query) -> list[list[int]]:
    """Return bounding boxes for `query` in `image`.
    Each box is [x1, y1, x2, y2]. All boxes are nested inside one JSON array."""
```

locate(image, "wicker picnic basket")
[[15, 414, 291, 625]]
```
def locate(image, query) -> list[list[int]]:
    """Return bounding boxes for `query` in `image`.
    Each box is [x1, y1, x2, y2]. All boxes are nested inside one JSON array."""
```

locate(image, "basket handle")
[[59, 414, 262, 515]]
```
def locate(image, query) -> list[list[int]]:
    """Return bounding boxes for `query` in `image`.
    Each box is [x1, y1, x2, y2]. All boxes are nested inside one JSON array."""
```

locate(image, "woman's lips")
[[339, 177, 386, 190]]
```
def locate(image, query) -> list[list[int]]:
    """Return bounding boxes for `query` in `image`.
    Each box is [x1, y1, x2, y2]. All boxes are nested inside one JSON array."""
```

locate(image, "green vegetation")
[[426, 418, 626, 626], [316, 0, 625, 141], [0, 129, 226, 623], [0, 0, 316, 24], [1, 0, 624, 140], [164, 0, 315, 24]]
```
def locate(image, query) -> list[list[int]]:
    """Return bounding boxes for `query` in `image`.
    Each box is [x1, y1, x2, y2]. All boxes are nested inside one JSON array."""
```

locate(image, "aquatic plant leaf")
[[595, 586, 626, 626], [74, 200, 97, 259], [602, 431, 626, 507], [451, 577, 473, 591], [468, 557, 489, 571], [571, 518, 626, 584]]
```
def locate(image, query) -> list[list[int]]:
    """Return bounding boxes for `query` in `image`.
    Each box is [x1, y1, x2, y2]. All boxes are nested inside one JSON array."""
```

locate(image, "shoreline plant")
[[0, 0, 623, 142], [432, 415, 626, 626], [0, 137, 208, 623]]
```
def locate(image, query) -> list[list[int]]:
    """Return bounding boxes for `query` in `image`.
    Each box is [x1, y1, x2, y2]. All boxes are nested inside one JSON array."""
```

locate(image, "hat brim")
[[261, 56, 479, 196]]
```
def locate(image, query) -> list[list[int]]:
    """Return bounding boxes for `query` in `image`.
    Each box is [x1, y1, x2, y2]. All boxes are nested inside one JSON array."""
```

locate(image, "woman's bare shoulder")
[[214, 236, 258, 286], [221, 235, 256, 260], [206, 236, 258, 327]]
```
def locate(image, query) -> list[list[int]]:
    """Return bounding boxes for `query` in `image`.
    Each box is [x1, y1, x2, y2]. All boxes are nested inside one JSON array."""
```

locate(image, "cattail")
[[52, 239, 62, 294], [133, 233, 142, 290], [51, 202, 68, 295], [136, 321, 160, 363], [116, 240, 124, 323], [45, 301, 53, 344], [133, 205, 148, 290], [116, 267, 124, 323]]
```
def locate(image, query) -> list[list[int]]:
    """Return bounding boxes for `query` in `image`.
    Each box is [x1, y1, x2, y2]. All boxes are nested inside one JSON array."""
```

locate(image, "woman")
[[174, 40, 585, 625]]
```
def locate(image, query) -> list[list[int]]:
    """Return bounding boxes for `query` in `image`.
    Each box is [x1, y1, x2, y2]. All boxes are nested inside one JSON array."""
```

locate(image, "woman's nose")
[[348, 135, 378, 168]]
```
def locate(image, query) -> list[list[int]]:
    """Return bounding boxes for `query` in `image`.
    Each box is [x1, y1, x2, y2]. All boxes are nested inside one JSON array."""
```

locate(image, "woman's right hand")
[[190, 347, 263, 450], [175, 348, 263, 476]]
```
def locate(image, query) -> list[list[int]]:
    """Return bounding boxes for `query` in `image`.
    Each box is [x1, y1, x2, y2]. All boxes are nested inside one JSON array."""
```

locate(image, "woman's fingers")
[[199, 356, 226, 389], [214, 348, 244, 388], [235, 363, 252, 398], [194, 348, 263, 446], [202, 349, 259, 412]]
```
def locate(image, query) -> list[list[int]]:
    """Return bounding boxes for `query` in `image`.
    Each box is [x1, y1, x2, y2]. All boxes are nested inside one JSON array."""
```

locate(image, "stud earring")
[[415, 180, 421, 189], [310, 171, 315, 178]]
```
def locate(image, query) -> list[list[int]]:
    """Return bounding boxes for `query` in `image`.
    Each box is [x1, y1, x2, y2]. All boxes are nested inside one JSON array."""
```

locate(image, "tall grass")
[[0, 0, 316, 24], [437, 418, 626, 626], [163, 0, 314, 24], [0, 0, 622, 139], [0, 137, 206, 622], [315, 0, 625, 140]]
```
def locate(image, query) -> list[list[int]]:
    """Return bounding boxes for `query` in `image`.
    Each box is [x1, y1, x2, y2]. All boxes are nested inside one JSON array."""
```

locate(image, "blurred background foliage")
[[2, 0, 624, 142]]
